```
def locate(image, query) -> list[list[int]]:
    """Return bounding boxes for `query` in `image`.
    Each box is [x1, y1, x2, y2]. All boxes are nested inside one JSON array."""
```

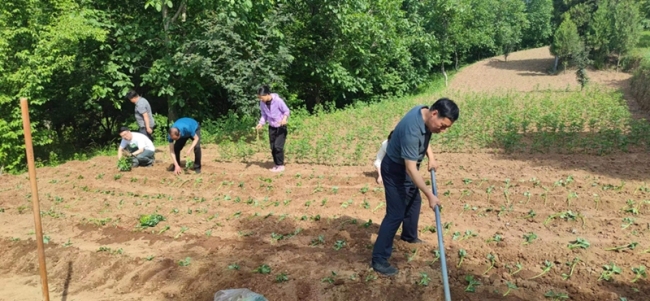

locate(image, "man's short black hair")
[[125, 89, 139, 100], [118, 126, 130, 135], [430, 98, 459, 122]]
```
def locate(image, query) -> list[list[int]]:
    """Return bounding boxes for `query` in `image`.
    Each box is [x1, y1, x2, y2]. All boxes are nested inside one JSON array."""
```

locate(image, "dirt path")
[[1, 48, 650, 301]]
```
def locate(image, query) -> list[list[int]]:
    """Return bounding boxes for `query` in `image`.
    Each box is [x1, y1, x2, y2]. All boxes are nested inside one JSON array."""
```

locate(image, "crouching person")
[[117, 127, 156, 167]]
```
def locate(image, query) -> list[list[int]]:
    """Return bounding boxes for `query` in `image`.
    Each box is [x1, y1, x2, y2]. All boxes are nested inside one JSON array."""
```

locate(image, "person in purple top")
[[255, 85, 290, 172]]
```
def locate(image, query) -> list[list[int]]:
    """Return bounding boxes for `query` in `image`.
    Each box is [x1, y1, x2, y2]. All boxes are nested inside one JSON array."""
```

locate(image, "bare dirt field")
[[2, 47, 650, 301]]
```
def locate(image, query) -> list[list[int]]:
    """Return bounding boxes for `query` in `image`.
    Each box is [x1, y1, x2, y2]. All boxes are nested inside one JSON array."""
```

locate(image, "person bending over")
[[167, 117, 202, 175], [255, 85, 291, 173]]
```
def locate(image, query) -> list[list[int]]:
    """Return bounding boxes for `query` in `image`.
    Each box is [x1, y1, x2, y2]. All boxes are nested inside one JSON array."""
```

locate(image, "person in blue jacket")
[[166, 117, 201, 174]]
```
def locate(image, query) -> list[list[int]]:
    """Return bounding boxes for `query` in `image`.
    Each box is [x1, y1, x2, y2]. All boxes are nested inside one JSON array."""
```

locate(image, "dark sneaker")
[[372, 261, 398, 276], [195, 169, 201, 174], [401, 238, 426, 244]]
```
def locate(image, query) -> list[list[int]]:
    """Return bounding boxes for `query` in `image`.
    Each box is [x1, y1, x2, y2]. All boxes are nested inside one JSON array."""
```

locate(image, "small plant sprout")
[[407, 248, 418, 262], [457, 249, 467, 268], [463, 178, 472, 185], [464, 275, 481, 292], [566, 191, 577, 206], [486, 185, 495, 203], [503, 282, 518, 296], [544, 210, 586, 228], [544, 291, 569, 300], [418, 272, 431, 286], [522, 232, 538, 245], [529, 260, 553, 279], [508, 263, 523, 275], [178, 257, 191, 266], [275, 272, 289, 283], [254, 264, 272, 274], [631, 266, 647, 283], [561, 257, 581, 280], [567, 238, 590, 250], [523, 191, 531, 204], [460, 230, 477, 240], [522, 209, 536, 219], [486, 234, 503, 243], [503, 179, 511, 205], [598, 262, 621, 281], [622, 217, 635, 229], [484, 253, 496, 274], [333, 240, 346, 250], [431, 249, 441, 261], [117, 158, 131, 171], [541, 186, 549, 205], [228, 263, 240, 270], [458, 190, 471, 203], [605, 242, 639, 252]]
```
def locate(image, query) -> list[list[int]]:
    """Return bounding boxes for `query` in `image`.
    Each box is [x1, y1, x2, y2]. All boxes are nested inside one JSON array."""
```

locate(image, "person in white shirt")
[[374, 131, 393, 184], [117, 127, 156, 167]]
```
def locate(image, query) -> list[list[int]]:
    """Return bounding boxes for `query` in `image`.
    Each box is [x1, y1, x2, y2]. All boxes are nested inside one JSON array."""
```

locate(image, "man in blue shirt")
[[167, 117, 201, 174], [371, 98, 459, 276]]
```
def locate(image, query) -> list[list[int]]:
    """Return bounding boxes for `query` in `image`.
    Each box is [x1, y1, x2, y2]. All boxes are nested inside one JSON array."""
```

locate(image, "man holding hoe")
[[371, 98, 459, 276], [167, 117, 202, 174]]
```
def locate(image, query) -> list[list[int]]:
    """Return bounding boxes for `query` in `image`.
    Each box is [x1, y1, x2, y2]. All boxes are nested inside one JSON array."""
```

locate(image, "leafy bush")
[[139, 214, 165, 228]]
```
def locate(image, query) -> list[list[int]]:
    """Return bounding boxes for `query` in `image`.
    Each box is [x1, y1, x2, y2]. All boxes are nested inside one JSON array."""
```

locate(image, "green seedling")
[[529, 260, 553, 279], [372, 202, 385, 213], [566, 191, 577, 206], [567, 238, 590, 250], [561, 257, 581, 280], [254, 264, 271, 274], [508, 263, 523, 275], [622, 217, 635, 229], [544, 290, 569, 300], [523, 191, 531, 204], [185, 158, 194, 170], [463, 178, 472, 185], [418, 272, 431, 286], [275, 272, 289, 283], [523, 232, 537, 245], [178, 257, 191, 266], [458, 190, 471, 204], [464, 275, 481, 292], [503, 179, 511, 205], [310, 235, 325, 246], [460, 230, 477, 241], [541, 186, 549, 205], [484, 253, 496, 274], [333, 240, 346, 250], [598, 262, 621, 281], [631, 266, 647, 283], [321, 271, 337, 284], [431, 249, 441, 262], [457, 249, 467, 268], [503, 282, 518, 296], [522, 209, 536, 219], [407, 248, 418, 262], [486, 185, 495, 203], [452, 231, 461, 241], [486, 234, 503, 243], [544, 210, 586, 228], [605, 242, 638, 252], [139, 214, 165, 228], [117, 158, 131, 171]]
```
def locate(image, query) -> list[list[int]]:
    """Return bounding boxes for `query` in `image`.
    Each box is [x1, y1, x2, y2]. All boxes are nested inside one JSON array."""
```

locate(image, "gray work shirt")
[[134, 97, 155, 128], [385, 105, 432, 165]]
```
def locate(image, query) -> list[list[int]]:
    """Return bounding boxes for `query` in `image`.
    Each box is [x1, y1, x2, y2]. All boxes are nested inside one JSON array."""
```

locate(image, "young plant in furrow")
[[621, 217, 635, 229], [561, 257, 581, 280], [457, 249, 467, 268], [529, 260, 553, 279], [522, 232, 537, 245], [506, 263, 523, 275], [418, 272, 431, 286], [544, 291, 569, 300], [502, 282, 518, 297], [486, 234, 503, 243], [484, 253, 496, 274], [567, 238, 590, 250], [598, 263, 621, 281], [605, 242, 638, 252], [631, 266, 647, 283], [464, 275, 481, 292]]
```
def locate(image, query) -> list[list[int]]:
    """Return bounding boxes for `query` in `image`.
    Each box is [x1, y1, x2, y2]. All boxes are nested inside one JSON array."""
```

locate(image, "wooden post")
[[20, 98, 51, 301]]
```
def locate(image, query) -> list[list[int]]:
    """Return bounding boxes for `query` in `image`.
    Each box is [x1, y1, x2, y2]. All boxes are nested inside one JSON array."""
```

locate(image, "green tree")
[[573, 45, 591, 90], [494, 0, 529, 61], [523, 0, 554, 47], [551, 13, 581, 73], [609, 0, 642, 71]]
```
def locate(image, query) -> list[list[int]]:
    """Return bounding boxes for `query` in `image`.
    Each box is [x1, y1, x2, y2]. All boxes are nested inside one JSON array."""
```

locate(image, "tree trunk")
[[441, 63, 448, 87], [616, 54, 620, 73], [554, 56, 559, 72], [454, 50, 459, 71]]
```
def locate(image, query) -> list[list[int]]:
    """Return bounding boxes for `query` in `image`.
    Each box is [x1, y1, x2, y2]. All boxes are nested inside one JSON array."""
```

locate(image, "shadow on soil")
[[485, 58, 555, 73], [175, 215, 649, 301]]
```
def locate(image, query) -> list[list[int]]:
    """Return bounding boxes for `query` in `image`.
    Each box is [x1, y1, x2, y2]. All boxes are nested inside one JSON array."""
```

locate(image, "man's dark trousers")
[[138, 126, 155, 142], [173, 125, 201, 169], [269, 125, 287, 166], [372, 155, 422, 265]]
